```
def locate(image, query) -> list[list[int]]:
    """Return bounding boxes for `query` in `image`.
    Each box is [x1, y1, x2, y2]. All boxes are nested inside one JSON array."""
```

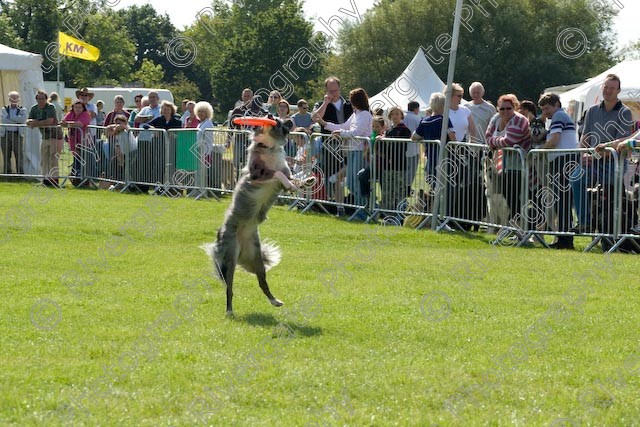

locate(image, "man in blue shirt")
[[570, 74, 633, 235]]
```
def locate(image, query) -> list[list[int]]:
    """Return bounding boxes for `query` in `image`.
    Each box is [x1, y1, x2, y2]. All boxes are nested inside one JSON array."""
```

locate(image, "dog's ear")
[[280, 118, 294, 135]]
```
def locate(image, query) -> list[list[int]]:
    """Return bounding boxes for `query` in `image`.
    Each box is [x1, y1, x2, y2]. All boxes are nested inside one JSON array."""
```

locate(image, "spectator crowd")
[[2, 76, 639, 251]]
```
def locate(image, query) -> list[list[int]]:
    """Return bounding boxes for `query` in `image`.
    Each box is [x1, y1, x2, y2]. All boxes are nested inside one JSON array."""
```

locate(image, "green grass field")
[[1, 182, 639, 426]]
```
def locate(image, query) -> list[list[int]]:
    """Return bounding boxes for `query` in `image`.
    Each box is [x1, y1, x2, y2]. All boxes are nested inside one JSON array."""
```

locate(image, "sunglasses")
[[499, 107, 513, 111]]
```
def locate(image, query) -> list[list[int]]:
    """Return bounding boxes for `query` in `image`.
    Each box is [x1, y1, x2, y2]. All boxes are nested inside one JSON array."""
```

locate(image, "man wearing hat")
[[1, 91, 27, 176], [76, 87, 97, 127]]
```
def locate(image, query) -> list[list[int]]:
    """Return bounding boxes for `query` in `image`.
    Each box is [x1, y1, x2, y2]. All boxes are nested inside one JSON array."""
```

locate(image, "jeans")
[[346, 150, 364, 206], [570, 160, 614, 227]]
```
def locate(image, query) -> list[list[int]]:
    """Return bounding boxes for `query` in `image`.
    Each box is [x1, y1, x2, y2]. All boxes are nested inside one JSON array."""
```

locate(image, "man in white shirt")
[[134, 91, 162, 124], [465, 82, 495, 143], [1, 91, 27, 176]]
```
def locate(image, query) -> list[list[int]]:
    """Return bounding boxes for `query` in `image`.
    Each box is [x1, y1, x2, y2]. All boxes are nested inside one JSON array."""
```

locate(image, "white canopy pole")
[[431, 0, 465, 230]]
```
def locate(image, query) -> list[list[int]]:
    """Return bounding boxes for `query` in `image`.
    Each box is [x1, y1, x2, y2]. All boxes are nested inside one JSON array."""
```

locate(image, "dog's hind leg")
[[216, 231, 239, 315], [251, 235, 283, 307]]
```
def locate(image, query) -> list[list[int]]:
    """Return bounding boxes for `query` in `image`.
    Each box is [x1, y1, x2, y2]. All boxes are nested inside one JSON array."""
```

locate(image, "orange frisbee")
[[232, 116, 277, 127]]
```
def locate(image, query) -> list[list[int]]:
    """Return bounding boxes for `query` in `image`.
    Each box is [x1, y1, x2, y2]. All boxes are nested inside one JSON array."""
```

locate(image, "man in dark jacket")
[[311, 77, 354, 201]]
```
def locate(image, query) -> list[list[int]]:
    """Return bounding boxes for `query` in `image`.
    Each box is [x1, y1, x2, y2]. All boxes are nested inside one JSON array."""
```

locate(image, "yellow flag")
[[58, 32, 100, 62]]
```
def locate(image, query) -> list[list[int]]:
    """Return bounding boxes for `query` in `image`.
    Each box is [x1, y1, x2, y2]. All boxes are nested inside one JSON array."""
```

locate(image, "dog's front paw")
[[269, 298, 284, 307]]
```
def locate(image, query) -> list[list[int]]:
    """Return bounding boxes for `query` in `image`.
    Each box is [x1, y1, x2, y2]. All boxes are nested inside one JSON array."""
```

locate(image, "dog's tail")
[[199, 240, 282, 277], [260, 239, 282, 271], [200, 242, 225, 281]]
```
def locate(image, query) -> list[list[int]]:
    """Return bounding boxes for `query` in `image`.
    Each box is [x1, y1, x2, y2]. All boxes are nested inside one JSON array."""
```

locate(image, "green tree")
[[620, 39, 640, 60], [131, 58, 165, 87], [61, 9, 136, 87], [334, 0, 617, 104], [185, 0, 328, 114], [166, 73, 201, 106], [5, 0, 59, 78], [117, 5, 180, 81], [0, 13, 20, 47]]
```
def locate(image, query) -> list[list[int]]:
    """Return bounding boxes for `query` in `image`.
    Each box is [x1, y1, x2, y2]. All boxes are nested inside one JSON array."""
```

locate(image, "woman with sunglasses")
[[485, 94, 532, 227], [267, 90, 282, 115]]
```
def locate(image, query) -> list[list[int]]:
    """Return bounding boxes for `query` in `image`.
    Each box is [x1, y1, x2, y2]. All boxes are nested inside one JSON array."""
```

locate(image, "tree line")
[[0, 0, 634, 120]]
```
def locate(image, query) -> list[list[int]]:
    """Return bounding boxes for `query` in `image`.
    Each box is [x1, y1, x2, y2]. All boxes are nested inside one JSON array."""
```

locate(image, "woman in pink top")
[[61, 99, 91, 184]]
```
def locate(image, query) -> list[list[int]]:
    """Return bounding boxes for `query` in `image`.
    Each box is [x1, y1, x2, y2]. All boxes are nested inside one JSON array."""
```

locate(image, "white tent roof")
[[369, 49, 445, 112], [560, 60, 640, 113], [0, 43, 43, 71], [0, 44, 45, 108]]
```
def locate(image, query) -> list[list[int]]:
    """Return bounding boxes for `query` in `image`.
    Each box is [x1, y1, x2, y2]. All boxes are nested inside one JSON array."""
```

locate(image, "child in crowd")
[[378, 106, 411, 210], [357, 115, 386, 212]]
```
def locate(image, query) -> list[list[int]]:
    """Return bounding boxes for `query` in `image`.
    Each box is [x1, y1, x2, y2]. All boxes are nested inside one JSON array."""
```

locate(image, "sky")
[[112, 0, 638, 50]]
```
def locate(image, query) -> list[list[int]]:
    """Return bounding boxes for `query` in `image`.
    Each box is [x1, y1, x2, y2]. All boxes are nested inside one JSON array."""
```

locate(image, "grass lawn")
[[1, 181, 639, 426]]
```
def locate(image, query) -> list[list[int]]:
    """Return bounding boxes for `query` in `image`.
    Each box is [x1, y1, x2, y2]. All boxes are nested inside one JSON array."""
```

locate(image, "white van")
[[43, 83, 174, 112]]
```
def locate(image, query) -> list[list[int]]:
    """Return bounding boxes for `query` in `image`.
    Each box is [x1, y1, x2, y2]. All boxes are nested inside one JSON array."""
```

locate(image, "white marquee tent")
[[0, 43, 45, 109], [559, 59, 640, 120], [369, 48, 446, 113]]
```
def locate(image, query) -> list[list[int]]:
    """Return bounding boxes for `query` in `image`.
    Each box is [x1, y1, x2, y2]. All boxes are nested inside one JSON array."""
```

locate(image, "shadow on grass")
[[234, 312, 323, 337]]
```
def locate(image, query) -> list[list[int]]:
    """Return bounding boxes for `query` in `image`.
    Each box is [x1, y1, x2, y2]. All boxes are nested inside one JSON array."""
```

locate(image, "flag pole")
[[56, 33, 62, 99], [431, 0, 464, 231]]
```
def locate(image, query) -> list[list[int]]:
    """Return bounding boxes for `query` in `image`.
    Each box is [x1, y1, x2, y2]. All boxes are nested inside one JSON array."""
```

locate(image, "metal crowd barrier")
[[0, 123, 71, 186], [432, 141, 527, 233], [3, 123, 639, 253], [514, 147, 622, 251], [278, 131, 321, 211], [613, 145, 640, 252], [305, 133, 369, 220], [368, 137, 432, 228]]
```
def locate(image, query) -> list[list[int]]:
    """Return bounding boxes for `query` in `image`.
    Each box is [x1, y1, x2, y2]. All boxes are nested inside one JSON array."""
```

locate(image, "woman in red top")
[[104, 95, 131, 126], [183, 101, 199, 128], [61, 99, 91, 185]]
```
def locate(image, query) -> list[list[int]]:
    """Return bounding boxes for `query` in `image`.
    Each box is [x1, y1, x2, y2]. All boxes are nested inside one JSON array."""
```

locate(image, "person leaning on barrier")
[[571, 73, 633, 240], [1, 91, 27, 177], [538, 93, 579, 250], [105, 114, 134, 181], [135, 91, 161, 125], [137, 101, 182, 194], [61, 99, 91, 187], [412, 92, 456, 188], [485, 94, 532, 226], [195, 101, 225, 190], [27, 89, 58, 186], [234, 88, 253, 110], [312, 76, 354, 180], [104, 95, 130, 126], [315, 87, 372, 210]]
